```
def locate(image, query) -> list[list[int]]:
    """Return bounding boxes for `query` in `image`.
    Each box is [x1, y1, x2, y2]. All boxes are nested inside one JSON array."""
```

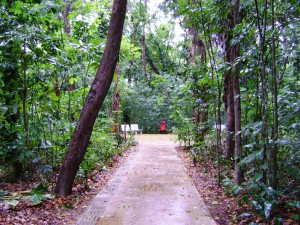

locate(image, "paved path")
[[76, 134, 216, 225]]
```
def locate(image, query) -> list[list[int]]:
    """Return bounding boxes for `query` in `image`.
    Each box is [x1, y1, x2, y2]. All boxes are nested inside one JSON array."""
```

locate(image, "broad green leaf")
[[7, 199, 19, 208], [287, 201, 300, 209], [69, 77, 78, 85], [240, 150, 263, 165], [24, 193, 53, 205], [260, 162, 268, 170], [0, 190, 8, 197], [10, 1, 24, 15], [252, 173, 263, 182], [31, 183, 48, 195]]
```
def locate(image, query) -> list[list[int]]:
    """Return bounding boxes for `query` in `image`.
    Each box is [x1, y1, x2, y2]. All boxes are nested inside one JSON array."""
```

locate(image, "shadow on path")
[[76, 134, 216, 225]]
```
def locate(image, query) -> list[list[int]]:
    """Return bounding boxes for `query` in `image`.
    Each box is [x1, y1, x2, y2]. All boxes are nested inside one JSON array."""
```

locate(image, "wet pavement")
[[76, 134, 216, 225]]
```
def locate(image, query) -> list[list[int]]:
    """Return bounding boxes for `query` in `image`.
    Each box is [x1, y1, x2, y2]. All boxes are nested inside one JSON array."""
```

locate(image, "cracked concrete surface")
[[76, 134, 216, 225]]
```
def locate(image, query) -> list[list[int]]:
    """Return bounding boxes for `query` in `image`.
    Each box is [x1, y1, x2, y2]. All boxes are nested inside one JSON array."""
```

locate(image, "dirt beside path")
[[76, 134, 216, 225]]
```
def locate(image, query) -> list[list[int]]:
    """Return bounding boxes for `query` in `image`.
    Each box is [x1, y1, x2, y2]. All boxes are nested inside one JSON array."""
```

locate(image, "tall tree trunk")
[[197, 0, 222, 184], [23, 40, 29, 148], [271, 0, 278, 188], [233, 66, 242, 184], [255, 0, 269, 185], [145, 46, 159, 74], [195, 37, 208, 141], [189, 30, 200, 137], [63, 0, 71, 35], [224, 12, 235, 160], [141, 33, 147, 76], [55, 0, 127, 196], [110, 65, 121, 133], [62, 0, 73, 126], [231, 0, 243, 185], [223, 0, 243, 183], [141, 0, 147, 76], [188, 25, 208, 142]]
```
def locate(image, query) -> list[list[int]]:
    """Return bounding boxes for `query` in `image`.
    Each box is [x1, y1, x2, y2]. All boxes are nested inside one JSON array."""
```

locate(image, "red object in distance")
[[160, 120, 166, 131]]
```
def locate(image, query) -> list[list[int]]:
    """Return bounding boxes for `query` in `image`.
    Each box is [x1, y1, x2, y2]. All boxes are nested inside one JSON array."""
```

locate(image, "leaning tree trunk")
[[55, 0, 127, 196]]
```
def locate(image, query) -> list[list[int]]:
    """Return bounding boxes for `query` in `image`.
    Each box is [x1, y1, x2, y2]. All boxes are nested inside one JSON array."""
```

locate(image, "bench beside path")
[[76, 134, 216, 225]]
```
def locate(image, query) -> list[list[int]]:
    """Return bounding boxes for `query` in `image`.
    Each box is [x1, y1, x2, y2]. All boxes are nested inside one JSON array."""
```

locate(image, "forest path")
[[76, 134, 216, 225]]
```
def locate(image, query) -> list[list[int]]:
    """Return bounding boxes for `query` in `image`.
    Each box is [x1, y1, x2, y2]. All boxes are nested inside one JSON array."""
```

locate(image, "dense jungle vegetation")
[[0, 0, 299, 223]]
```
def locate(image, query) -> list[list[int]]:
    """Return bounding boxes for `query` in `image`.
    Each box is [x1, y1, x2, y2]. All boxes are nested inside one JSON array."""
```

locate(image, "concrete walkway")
[[76, 134, 216, 225]]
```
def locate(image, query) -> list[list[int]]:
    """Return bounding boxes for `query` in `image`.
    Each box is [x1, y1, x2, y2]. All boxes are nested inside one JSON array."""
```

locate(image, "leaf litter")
[[176, 146, 255, 225], [176, 146, 298, 225], [0, 147, 137, 224]]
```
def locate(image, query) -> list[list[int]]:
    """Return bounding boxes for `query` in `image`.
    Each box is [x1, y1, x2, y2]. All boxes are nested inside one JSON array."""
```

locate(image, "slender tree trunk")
[[271, 0, 278, 188], [188, 25, 208, 142], [55, 0, 127, 196], [197, 0, 222, 184], [196, 37, 208, 140], [141, 33, 147, 76], [233, 67, 243, 184], [231, 0, 243, 185], [23, 40, 29, 148], [110, 65, 121, 133], [255, 0, 269, 185], [224, 4, 235, 160], [145, 46, 159, 74], [63, 0, 71, 35], [223, 0, 243, 183], [62, 0, 73, 126], [141, 0, 147, 76], [244, 85, 249, 155], [224, 69, 235, 159], [190, 31, 200, 138]]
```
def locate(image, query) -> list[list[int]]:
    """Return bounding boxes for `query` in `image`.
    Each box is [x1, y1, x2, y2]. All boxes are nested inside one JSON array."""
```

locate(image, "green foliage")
[[223, 176, 297, 223], [0, 183, 53, 208], [167, 0, 300, 222], [24, 183, 54, 205], [0, 0, 125, 189], [0, 0, 299, 222], [121, 73, 177, 133]]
